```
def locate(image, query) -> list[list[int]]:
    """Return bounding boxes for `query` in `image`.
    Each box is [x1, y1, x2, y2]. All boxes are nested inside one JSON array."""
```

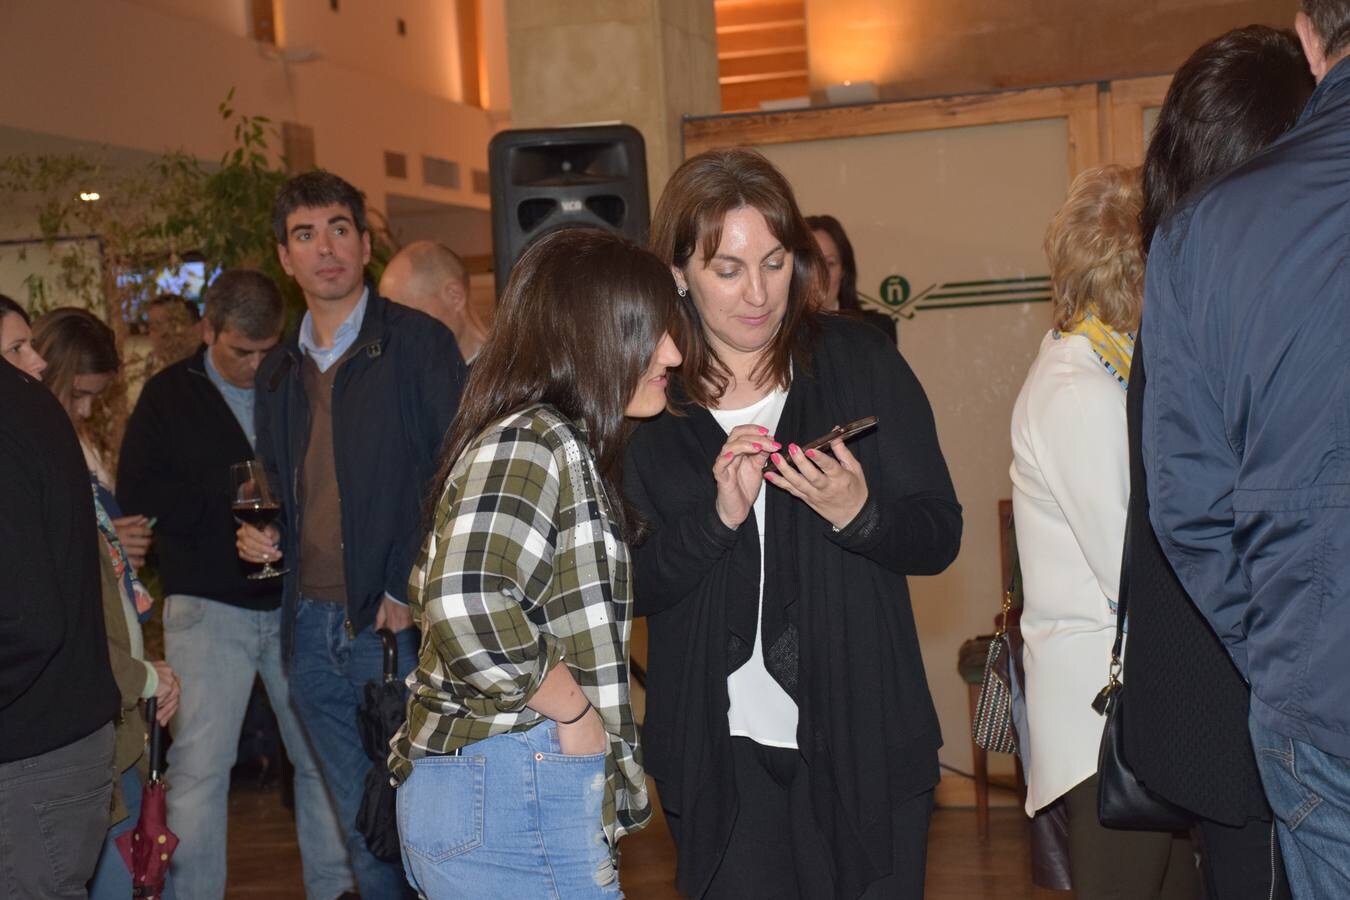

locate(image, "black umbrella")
[[356, 628, 407, 863]]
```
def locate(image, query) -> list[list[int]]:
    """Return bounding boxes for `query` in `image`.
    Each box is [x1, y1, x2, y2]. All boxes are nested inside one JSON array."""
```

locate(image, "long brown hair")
[[32, 307, 120, 414], [431, 228, 680, 535], [650, 148, 822, 407]]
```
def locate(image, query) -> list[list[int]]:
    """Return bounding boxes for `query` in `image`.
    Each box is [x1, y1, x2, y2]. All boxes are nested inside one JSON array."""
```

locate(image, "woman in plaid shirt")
[[389, 228, 682, 898]]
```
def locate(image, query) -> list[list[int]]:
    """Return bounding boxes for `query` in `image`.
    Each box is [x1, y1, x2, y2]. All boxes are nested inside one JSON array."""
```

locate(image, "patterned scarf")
[[92, 481, 154, 622], [1056, 309, 1134, 388]]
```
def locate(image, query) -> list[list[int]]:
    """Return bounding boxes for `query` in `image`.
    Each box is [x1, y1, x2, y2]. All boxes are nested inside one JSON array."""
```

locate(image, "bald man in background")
[[379, 241, 488, 362]]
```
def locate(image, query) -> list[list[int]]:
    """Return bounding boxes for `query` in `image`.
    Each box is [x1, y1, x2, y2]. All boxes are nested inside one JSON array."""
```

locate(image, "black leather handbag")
[[1093, 528, 1194, 831]]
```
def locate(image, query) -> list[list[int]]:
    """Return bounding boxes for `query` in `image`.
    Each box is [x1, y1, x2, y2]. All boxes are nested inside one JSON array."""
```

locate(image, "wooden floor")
[[225, 780, 1064, 899]]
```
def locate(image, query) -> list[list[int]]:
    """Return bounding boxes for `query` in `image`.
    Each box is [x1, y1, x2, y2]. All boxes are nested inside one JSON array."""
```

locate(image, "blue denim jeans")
[[1250, 713, 1350, 898], [397, 722, 620, 900], [289, 597, 417, 899], [163, 594, 352, 899]]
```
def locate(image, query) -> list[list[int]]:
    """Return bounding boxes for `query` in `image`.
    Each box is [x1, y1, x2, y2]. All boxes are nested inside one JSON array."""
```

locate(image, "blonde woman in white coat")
[[1009, 165, 1198, 900]]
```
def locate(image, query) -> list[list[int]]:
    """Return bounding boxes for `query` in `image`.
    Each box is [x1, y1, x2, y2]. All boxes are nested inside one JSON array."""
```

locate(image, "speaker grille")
[[489, 125, 649, 297]]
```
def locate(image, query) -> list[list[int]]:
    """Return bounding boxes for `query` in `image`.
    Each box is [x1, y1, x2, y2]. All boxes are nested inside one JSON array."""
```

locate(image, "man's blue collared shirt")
[[203, 348, 257, 450], [298, 287, 369, 373]]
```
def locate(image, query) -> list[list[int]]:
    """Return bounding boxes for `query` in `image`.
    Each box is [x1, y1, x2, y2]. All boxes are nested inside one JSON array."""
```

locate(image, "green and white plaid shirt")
[[389, 404, 651, 846]]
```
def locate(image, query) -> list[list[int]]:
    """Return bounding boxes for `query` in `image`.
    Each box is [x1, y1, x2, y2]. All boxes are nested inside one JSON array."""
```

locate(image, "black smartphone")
[[800, 416, 879, 452]]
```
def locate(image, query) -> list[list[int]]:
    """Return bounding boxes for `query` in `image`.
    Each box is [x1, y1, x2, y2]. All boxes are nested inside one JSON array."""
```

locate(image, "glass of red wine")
[[231, 460, 286, 581]]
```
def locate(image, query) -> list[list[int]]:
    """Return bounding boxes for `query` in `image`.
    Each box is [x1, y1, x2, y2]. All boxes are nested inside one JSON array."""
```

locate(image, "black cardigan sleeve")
[[826, 335, 962, 575], [117, 374, 212, 534], [624, 436, 740, 618]]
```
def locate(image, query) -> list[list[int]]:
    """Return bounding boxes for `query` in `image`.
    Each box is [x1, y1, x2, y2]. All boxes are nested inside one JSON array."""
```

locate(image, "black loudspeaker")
[[489, 124, 649, 297]]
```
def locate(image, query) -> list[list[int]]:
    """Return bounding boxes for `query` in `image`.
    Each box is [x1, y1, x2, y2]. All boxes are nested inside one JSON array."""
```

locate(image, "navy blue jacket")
[[255, 291, 466, 657], [1142, 60, 1350, 757]]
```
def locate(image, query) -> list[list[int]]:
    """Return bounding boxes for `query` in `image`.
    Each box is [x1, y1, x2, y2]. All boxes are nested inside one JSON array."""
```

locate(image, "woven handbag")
[[972, 585, 1019, 755]]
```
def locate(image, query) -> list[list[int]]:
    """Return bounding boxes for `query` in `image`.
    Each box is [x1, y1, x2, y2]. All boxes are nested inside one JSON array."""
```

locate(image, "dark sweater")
[[1120, 332, 1269, 825], [625, 316, 962, 898], [117, 347, 280, 610], [255, 293, 466, 655], [0, 363, 119, 762]]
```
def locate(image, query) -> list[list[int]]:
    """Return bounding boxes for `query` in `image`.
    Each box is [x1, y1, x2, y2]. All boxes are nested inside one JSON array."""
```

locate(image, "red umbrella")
[[116, 698, 178, 899]]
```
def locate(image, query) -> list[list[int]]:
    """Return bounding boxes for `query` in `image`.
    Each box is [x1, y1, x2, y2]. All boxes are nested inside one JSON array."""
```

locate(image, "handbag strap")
[[997, 511, 1019, 637], [1106, 504, 1136, 688]]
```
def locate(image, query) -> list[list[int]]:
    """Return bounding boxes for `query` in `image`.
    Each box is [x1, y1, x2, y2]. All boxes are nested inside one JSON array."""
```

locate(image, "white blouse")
[[710, 387, 797, 749], [1009, 331, 1130, 814]]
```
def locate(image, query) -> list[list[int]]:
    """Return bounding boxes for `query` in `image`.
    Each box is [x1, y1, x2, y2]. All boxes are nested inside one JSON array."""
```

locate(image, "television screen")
[[118, 258, 220, 325]]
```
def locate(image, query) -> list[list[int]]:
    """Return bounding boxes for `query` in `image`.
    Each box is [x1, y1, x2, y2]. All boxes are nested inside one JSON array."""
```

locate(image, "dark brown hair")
[[431, 228, 680, 535], [804, 214, 862, 313], [147, 293, 201, 324], [272, 170, 367, 245], [650, 148, 822, 407], [1142, 26, 1313, 253], [0, 293, 31, 325]]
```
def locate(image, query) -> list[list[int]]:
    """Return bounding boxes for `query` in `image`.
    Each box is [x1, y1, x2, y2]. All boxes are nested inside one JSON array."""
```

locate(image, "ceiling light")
[[79, 191, 101, 202]]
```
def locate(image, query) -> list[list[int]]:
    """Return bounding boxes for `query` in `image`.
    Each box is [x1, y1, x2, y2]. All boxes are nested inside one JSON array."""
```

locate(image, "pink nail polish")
[[752, 442, 762, 451], [724, 451, 733, 459], [789, 443, 800, 454], [770, 442, 782, 450], [772, 453, 783, 465], [806, 449, 817, 458], [764, 472, 775, 480], [758, 427, 769, 435]]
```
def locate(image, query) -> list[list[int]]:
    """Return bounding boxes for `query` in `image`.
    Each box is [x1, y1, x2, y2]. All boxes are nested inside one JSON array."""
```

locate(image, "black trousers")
[[698, 737, 932, 900], [1195, 816, 1291, 900], [1063, 773, 1201, 900]]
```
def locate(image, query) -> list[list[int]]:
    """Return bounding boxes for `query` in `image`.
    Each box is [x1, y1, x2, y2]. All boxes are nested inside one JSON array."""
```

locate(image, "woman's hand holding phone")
[[764, 437, 869, 530], [713, 424, 781, 529]]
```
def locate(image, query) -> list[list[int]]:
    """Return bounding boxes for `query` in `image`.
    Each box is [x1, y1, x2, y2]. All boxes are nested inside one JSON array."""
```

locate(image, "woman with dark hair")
[[1124, 25, 1312, 900], [628, 148, 961, 898], [0, 293, 48, 378], [804, 214, 897, 341], [29, 306, 179, 900], [389, 228, 679, 898]]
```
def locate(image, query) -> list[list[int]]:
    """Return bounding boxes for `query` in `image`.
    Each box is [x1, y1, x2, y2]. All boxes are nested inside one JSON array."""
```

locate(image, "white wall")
[[125, 0, 252, 39], [0, 0, 494, 220], [281, 0, 465, 104], [758, 119, 1068, 774]]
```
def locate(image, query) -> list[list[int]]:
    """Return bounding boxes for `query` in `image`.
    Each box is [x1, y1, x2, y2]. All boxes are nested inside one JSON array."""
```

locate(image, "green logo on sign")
[[863, 275, 1052, 319], [879, 275, 911, 308]]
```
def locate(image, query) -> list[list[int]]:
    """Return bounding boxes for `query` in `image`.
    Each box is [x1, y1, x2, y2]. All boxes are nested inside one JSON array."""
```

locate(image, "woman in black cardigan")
[[1124, 25, 1313, 900], [625, 148, 961, 899]]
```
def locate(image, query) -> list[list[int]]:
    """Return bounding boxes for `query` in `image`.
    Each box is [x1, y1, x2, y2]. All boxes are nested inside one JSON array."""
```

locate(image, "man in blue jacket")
[[1143, 2, 1350, 894], [238, 171, 467, 897]]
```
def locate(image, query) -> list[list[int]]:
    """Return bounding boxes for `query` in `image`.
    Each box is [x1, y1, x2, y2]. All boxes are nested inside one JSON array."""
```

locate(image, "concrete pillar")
[[504, 0, 720, 203]]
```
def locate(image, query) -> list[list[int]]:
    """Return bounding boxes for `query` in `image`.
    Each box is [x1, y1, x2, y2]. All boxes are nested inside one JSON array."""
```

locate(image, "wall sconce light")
[[824, 80, 880, 105]]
